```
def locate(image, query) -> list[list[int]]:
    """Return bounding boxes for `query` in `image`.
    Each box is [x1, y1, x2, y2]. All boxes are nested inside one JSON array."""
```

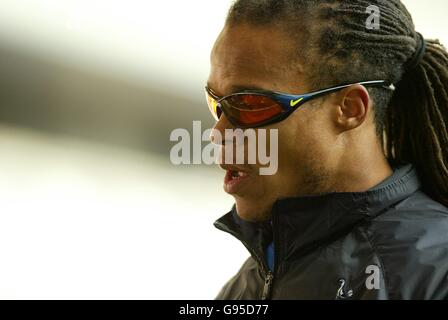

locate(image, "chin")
[[235, 197, 271, 222]]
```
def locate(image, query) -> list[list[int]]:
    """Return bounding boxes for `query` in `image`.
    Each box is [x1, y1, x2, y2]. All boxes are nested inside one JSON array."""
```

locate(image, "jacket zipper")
[[261, 211, 280, 300], [261, 271, 274, 300]]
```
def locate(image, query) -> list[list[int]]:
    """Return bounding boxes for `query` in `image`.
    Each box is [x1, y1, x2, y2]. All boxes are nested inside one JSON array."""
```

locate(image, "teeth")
[[230, 170, 247, 178]]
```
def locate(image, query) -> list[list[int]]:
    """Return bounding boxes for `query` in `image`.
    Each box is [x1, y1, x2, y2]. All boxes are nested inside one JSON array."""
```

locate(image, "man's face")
[[207, 23, 342, 222]]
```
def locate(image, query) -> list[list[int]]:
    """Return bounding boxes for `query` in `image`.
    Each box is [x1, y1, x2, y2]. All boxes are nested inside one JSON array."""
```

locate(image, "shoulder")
[[365, 191, 448, 299]]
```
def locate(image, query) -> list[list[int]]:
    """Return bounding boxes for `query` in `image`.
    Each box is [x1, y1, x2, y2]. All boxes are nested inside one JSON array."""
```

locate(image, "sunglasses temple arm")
[[300, 80, 394, 102]]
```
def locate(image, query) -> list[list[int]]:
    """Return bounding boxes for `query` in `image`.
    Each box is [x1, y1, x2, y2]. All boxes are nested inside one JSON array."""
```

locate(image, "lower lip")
[[224, 170, 251, 194]]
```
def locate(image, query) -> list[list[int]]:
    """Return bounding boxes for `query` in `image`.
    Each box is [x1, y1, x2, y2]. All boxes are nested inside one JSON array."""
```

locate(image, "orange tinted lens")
[[221, 94, 283, 126]]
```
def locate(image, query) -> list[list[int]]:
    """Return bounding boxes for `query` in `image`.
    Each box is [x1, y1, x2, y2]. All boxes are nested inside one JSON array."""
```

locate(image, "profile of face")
[[207, 23, 387, 222]]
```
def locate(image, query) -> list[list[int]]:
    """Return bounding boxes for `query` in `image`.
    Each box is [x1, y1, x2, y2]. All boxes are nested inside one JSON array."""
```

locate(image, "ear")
[[334, 84, 371, 131]]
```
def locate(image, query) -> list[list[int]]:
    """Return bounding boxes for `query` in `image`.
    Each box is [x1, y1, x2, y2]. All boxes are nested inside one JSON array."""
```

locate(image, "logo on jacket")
[[335, 278, 353, 300]]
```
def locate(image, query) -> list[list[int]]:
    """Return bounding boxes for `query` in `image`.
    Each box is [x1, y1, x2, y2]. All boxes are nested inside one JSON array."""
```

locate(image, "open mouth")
[[224, 170, 251, 194], [230, 170, 248, 179]]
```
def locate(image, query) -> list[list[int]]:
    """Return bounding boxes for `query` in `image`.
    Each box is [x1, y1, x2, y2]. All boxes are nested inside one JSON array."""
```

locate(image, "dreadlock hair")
[[225, 0, 448, 206]]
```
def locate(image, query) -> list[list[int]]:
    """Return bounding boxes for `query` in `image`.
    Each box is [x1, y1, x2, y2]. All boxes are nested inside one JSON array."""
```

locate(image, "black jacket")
[[214, 164, 448, 299]]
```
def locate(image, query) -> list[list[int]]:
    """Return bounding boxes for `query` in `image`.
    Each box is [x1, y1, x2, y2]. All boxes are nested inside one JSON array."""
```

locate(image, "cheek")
[[277, 120, 310, 162], [277, 115, 330, 171]]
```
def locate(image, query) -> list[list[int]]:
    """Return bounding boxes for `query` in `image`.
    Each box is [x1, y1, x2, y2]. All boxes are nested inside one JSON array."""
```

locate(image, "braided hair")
[[225, 0, 448, 206]]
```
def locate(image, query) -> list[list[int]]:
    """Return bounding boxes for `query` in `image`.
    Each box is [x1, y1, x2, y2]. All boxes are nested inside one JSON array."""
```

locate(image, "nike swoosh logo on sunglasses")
[[290, 97, 304, 107]]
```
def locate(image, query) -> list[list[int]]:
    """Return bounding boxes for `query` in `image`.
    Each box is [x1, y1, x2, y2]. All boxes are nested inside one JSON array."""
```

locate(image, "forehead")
[[208, 23, 305, 96]]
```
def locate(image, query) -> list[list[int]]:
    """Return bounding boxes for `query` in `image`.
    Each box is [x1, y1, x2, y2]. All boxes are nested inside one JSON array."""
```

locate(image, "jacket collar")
[[214, 164, 421, 270]]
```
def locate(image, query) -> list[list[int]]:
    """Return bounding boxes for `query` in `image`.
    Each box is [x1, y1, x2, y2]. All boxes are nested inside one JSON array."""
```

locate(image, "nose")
[[209, 113, 235, 146]]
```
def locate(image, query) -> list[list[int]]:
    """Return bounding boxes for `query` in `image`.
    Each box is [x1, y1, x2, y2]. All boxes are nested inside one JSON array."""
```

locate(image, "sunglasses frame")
[[205, 80, 395, 128]]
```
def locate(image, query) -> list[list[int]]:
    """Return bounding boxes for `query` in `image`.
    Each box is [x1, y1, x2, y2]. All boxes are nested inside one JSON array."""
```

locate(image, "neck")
[[330, 138, 393, 193]]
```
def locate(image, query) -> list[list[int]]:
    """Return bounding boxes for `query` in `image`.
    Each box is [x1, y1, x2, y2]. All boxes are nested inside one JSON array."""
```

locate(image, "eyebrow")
[[232, 85, 267, 92]]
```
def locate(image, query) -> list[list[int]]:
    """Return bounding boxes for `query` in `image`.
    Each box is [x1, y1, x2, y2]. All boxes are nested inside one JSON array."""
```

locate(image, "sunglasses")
[[205, 80, 394, 128]]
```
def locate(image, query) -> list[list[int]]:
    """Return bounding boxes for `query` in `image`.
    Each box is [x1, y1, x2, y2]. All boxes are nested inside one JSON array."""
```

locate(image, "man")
[[205, 0, 448, 299]]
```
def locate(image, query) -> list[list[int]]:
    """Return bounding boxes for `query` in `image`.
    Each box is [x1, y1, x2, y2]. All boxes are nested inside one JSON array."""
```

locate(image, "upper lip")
[[219, 164, 249, 173]]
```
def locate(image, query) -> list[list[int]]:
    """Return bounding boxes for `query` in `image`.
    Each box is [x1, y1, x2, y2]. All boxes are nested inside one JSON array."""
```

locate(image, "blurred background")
[[0, 0, 447, 299]]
